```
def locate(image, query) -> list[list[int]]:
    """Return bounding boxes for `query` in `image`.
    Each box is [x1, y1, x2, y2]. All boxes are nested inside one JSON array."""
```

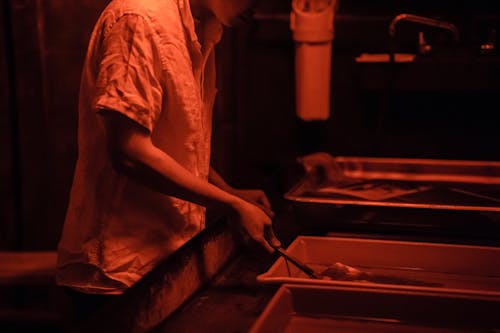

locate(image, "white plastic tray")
[[257, 236, 500, 297], [250, 284, 500, 333]]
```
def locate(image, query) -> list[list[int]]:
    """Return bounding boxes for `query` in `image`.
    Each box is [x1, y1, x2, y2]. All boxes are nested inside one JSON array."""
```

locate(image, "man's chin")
[[221, 17, 246, 27]]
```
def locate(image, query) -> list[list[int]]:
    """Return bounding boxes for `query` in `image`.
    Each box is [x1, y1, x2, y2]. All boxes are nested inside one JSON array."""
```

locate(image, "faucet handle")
[[418, 31, 432, 55], [481, 29, 496, 54]]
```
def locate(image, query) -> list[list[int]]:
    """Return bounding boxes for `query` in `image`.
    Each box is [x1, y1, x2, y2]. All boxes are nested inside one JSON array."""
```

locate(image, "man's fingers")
[[257, 194, 272, 210], [254, 202, 275, 218], [259, 238, 275, 254], [248, 225, 280, 253], [264, 225, 281, 249]]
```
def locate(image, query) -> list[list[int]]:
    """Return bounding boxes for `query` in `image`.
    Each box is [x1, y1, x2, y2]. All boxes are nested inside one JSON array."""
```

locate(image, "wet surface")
[[301, 179, 500, 210], [293, 262, 500, 291], [285, 315, 480, 333], [318, 262, 442, 287], [152, 250, 280, 333]]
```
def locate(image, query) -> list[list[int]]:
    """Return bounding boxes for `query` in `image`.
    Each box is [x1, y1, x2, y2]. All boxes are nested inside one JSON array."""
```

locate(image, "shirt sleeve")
[[94, 14, 163, 132]]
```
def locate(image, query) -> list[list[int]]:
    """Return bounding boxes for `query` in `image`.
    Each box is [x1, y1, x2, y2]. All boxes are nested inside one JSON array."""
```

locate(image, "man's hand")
[[229, 189, 274, 218], [231, 199, 281, 253], [208, 167, 280, 252]]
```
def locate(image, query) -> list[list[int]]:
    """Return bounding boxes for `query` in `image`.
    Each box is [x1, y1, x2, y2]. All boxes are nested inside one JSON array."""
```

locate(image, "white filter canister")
[[291, 0, 335, 121]]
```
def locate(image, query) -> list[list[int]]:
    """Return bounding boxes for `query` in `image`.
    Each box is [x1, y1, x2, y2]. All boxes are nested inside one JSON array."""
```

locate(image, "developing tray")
[[286, 156, 500, 212], [249, 284, 500, 333], [257, 236, 500, 297]]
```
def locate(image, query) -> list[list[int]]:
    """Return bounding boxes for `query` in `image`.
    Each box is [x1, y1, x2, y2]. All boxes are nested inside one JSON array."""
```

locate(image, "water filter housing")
[[291, 0, 335, 121]]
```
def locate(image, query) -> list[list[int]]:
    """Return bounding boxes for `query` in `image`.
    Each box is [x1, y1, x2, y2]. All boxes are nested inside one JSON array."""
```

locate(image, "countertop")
[[149, 199, 500, 333], [152, 249, 281, 333], [152, 206, 304, 333]]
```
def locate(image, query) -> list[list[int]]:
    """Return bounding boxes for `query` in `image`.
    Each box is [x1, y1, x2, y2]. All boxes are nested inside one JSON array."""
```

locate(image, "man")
[[57, 0, 280, 299]]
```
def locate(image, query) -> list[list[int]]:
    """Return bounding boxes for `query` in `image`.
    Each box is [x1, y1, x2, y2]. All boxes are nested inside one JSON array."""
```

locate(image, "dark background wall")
[[1, 2, 16, 250], [229, 0, 500, 193], [1, 0, 500, 250], [1, 0, 108, 250]]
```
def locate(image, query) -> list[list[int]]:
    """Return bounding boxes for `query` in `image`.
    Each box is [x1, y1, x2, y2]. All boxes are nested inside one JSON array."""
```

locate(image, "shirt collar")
[[177, 0, 223, 48]]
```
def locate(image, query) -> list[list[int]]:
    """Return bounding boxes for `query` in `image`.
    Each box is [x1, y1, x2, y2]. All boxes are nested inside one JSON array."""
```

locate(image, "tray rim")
[[257, 236, 500, 297], [284, 193, 500, 211], [285, 156, 500, 211], [249, 283, 500, 333]]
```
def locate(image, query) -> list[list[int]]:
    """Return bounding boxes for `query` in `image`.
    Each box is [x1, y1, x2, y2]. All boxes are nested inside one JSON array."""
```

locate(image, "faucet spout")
[[389, 13, 460, 44]]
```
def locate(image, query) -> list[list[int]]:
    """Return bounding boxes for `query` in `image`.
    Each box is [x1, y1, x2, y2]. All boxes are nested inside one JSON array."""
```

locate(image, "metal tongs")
[[272, 245, 321, 279]]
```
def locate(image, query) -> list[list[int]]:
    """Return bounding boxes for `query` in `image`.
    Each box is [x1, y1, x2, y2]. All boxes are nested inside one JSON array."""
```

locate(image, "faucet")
[[389, 13, 460, 44], [388, 14, 460, 61]]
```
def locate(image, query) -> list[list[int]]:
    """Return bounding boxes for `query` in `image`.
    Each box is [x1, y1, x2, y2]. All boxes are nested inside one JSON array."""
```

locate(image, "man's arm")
[[101, 110, 280, 252], [209, 167, 274, 217], [208, 167, 234, 193]]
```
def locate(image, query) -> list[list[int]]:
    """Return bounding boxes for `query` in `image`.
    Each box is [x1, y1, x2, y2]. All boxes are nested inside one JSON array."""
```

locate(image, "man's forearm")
[[208, 167, 234, 193], [121, 142, 244, 211], [102, 111, 243, 211]]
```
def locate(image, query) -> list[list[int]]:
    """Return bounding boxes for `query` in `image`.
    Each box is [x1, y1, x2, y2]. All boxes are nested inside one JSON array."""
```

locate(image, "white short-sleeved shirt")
[[56, 0, 222, 294]]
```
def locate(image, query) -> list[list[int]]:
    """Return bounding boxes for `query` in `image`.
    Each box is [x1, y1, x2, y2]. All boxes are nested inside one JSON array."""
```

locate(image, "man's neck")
[[189, 0, 210, 21]]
